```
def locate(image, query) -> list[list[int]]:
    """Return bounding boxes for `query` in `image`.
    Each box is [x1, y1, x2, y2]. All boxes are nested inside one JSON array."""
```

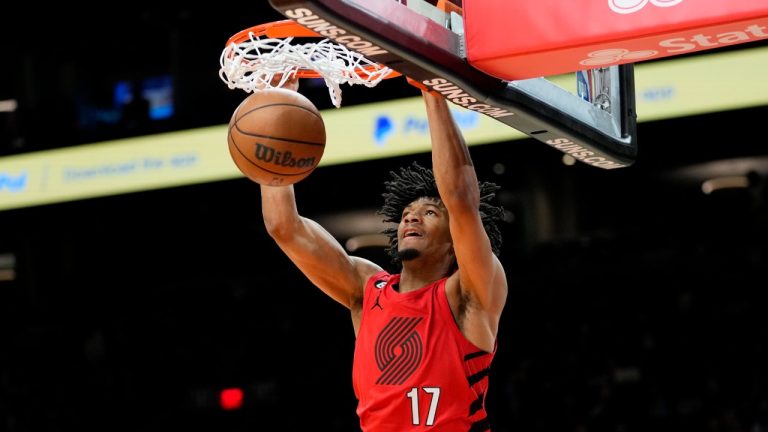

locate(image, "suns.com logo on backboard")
[[609, 0, 683, 14]]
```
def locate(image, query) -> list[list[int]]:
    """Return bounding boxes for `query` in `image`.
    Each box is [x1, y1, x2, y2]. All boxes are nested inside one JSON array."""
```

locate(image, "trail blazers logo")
[[374, 317, 424, 385]]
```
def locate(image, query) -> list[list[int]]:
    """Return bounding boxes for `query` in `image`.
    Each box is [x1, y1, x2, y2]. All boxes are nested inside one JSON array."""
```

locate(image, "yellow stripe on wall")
[[1, 45, 767, 211]]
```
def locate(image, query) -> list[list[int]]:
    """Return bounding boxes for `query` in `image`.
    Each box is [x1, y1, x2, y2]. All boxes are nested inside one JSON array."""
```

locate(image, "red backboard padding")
[[464, 0, 768, 80]]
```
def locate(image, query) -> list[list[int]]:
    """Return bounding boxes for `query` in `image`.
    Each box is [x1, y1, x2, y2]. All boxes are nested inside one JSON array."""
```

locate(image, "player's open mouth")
[[404, 228, 422, 236]]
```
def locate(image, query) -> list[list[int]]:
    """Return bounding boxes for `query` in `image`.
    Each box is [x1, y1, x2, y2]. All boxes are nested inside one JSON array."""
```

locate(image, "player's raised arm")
[[253, 75, 381, 309], [261, 184, 382, 309], [422, 92, 507, 317]]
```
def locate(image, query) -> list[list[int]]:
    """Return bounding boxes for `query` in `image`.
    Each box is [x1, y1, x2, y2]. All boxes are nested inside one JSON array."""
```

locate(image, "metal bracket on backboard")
[[269, 0, 638, 169]]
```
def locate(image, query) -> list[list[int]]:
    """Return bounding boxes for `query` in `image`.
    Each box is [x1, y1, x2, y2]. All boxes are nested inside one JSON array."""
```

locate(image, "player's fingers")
[[405, 76, 439, 96], [281, 74, 300, 92]]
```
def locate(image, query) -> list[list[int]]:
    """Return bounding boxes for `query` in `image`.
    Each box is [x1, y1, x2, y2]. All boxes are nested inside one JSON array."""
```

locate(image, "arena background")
[[1, 5, 767, 432]]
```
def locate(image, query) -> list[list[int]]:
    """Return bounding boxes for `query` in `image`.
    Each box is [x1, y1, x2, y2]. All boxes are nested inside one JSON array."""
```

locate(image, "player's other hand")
[[280, 74, 300, 92], [256, 72, 299, 92]]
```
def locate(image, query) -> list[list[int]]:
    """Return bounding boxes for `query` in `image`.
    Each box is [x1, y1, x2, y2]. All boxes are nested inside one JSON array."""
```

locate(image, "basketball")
[[227, 88, 326, 186]]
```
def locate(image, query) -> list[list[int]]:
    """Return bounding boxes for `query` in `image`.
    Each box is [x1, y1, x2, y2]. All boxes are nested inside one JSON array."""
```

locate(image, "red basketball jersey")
[[352, 271, 495, 431]]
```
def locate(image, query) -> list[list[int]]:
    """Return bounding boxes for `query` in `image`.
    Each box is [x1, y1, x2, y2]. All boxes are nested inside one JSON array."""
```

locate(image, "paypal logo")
[[374, 116, 395, 146], [0, 171, 28, 193], [373, 110, 480, 146], [403, 116, 429, 134]]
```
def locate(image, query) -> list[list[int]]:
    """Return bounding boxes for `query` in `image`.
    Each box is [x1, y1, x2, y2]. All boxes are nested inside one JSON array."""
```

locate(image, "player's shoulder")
[[350, 256, 386, 288]]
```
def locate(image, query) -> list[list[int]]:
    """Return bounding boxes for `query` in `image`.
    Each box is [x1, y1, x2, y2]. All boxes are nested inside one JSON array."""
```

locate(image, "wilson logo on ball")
[[227, 88, 326, 186], [254, 143, 317, 168]]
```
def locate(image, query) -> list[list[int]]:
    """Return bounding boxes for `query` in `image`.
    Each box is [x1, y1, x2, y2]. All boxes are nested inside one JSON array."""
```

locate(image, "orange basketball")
[[227, 88, 326, 186]]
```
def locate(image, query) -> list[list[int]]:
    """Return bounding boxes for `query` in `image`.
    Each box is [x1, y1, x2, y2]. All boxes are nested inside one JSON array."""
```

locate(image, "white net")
[[219, 33, 395, 108]]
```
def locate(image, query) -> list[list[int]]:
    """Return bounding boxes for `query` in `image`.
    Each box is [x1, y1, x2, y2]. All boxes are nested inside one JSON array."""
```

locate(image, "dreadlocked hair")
[[378, 162, 504, 267]]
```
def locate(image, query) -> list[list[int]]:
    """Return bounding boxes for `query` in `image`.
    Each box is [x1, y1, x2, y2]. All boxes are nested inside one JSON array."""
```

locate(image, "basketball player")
[[260, 76, 507, 431]]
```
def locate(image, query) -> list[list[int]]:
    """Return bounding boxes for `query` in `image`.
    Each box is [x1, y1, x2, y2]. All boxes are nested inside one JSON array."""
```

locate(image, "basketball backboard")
[[267, 0, 639, 169]]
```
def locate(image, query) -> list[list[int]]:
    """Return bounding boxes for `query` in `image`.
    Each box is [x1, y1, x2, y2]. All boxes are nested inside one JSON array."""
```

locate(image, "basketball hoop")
[[219, 20, 401, 108]]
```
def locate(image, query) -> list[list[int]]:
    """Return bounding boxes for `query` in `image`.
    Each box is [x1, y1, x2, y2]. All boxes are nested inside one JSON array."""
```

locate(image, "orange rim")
[[225, 19, 401, 80], [226, 19, 321, 45]]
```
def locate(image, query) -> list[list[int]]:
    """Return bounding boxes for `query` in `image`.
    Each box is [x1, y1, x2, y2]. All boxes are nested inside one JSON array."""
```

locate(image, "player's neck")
[[398, 264, 451, 293]]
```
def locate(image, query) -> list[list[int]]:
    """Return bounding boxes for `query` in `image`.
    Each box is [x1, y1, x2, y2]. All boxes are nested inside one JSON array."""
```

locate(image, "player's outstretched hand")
[[280, 74, 300, 92], [254, 72, 300, 92]]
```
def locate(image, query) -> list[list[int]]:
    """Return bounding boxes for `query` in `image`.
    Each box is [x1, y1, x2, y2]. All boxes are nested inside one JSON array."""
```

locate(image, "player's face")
[[397, 197, 453, 261]]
